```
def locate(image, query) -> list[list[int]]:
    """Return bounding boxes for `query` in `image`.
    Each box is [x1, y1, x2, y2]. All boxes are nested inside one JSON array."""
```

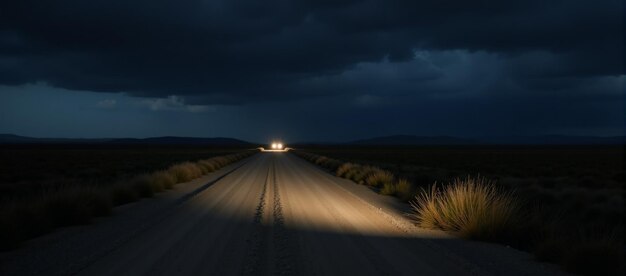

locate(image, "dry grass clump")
[[168, 162, 203, 182], [379, 182, 396, 195], [365, 170, 394, 188], [314, 155, 342, 170], [345, 165, 378, 184], [295, 151, 342, 171], [336, 162, 355, 177], [197, 160, 218, 173], [151, 170, 177, 190], [314, 156, 330, 166], [130, 170, 178, 197], [410, 176, 521, 241], [394, 178, 414, 201]]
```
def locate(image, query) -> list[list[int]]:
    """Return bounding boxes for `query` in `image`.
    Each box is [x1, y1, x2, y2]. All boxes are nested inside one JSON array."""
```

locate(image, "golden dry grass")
[[410, 176, 521, 241], [394, 178, 414, 201], [379, 182, 396, 195], [336, 162, 355, 177], [365, 169, 394, 188], [168, 162, 203, 182]]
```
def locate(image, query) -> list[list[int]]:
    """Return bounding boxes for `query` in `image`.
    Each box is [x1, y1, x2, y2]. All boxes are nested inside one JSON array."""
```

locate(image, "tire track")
[[242, 161, 271, 275], [243, 157, 301, 276], [271, 161, 300, 276]]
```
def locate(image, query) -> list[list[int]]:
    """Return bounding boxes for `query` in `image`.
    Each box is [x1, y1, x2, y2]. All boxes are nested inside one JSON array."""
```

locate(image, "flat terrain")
[[0, 145, 245, 200], [0, 152, 563, 275]]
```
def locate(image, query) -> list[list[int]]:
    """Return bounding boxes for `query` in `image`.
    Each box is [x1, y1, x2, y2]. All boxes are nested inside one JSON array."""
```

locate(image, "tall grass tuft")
[[395, 178, 414, 201], [336, 162, 355, 177], [410, 176, 521, 241], [379, 182, 396, 195], [365, 169, 394, 188], [168, 162, 203, 182], [151, 170, 177, 190]]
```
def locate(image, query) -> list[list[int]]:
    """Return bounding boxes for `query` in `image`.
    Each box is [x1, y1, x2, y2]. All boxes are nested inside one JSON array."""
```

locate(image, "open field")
[[0, 145, 250, 200], [298, 145, 623, 185], [294, 146, 624, 275]]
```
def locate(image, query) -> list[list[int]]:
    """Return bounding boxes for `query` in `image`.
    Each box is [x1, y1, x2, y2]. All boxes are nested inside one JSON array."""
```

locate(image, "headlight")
[[271, 143, 277, 149], [277, 143, 283, 149]]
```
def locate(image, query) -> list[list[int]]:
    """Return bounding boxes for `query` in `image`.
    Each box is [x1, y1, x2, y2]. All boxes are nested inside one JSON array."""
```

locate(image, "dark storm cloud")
[[0, 0, 622, 104]]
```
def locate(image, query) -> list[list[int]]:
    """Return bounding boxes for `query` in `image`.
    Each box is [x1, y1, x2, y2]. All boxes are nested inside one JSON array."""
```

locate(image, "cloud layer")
[[0, 1, 623, 140], [1, 1, 622, 102]]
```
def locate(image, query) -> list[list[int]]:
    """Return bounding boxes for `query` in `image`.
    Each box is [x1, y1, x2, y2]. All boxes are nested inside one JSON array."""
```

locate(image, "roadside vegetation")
[[0, 150, 255, 250], [294, 149, 623, 276]]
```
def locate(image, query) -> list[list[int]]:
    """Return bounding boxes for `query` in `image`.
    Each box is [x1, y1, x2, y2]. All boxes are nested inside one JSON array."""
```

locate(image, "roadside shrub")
[[150, 170, 177, 190], [314, 156, 329, 166], [395, 178, 414, 202], [323, 159, 342, 171], [211, 156, 228, 168], [336, 163, 355, 177], [365, 170, 394, 188], [343, 165, 362, 181], [379, 181, 396, 195], [197, 160, 217, 173], [349, 167, 369, 183], [410, 176, 521, 241], [168, 162, 203, 182]]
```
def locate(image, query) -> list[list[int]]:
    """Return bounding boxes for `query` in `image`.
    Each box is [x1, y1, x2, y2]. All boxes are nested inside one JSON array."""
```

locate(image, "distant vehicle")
[[270, 142, 284, 150]]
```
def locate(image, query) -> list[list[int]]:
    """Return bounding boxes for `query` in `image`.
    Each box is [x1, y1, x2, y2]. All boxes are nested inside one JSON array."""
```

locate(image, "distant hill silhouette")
[[479, 135, 626, 145], [0, 134, 253, 146], [346, 134, 625, 145], [108, 136, 251, 145], [2, 133, 623, 146], [349, 135, 477, 145]]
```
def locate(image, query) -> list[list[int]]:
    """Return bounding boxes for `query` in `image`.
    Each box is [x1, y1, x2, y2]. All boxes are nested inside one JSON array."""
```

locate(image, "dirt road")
[[1, 152, 564, 275]]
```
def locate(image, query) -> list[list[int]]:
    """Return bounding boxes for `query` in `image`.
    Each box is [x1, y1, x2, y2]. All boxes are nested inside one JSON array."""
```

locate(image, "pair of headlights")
[[271, 143, 283, 149]]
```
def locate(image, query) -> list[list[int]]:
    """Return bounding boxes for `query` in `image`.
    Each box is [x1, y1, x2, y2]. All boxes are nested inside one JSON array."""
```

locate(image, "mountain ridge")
[[346, 134, 625, 145], [0, 134, 253, 145]]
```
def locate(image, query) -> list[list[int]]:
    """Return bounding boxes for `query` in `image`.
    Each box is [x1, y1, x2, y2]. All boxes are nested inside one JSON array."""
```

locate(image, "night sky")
[[0, 1, 623, 143]]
